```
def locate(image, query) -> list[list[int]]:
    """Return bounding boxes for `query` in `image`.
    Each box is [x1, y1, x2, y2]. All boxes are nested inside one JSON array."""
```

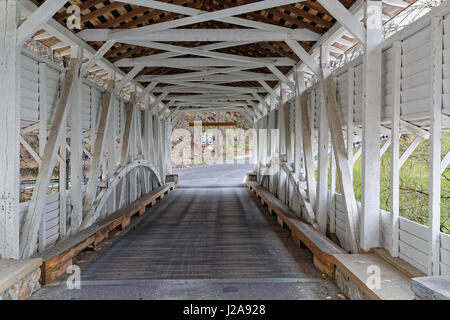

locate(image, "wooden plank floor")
[[82, 186, 324, 280], [32, 163, 341, 299]]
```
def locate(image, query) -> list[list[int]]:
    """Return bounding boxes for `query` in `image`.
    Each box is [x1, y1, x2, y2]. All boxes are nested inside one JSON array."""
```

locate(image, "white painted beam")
[[400, 120, 430, 140], [137, 73, 278, 83], [316, 46, 330, 235], [267, 65, 295, 90], [390, 41, 401, 257], [360, 0, 382, 251], [136, 82, 158, 103], [428, 17, 443, 276], [17, 0, 67, 45], [80, 40, 116, 77], [115, 57, 295, 68], [317, 0, 366, 44], [285, 40, 320, 75], [79, 29, 320, 42], [115, 65, 144, 93], [69, 50, 84, 237]]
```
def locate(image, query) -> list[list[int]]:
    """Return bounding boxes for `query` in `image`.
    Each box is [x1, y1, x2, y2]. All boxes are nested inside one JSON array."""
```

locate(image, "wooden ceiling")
[[29, 0, 416, 100]]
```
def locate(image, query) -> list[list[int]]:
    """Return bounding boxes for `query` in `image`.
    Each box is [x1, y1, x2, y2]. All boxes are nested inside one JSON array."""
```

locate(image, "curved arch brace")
[[81, 160, 162, 229]]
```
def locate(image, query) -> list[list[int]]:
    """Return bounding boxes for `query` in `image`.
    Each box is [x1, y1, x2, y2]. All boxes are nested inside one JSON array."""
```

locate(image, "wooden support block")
[[94, 228, 109, 247], [43, 235, 95, 271], [119, 216, 131, 230], [314, 256, 335, 279], [277, 216, 284, 228], [110, 217, 124, 230], [41, 258, 73, 285], [40, 234, 95, 285], [130, 208, 139, 217], [138, 205, 146, 216], [292, 233, 301, 247]]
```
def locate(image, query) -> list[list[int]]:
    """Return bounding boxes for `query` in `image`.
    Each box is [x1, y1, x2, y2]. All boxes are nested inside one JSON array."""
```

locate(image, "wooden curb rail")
[[35, 182, 175, 284], [247, 180, 345, 278]]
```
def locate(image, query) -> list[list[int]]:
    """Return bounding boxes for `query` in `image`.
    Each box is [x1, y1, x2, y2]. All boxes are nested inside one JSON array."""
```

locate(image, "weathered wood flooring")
[[33, 163, 341, 299], [82, 186, 321, 280]]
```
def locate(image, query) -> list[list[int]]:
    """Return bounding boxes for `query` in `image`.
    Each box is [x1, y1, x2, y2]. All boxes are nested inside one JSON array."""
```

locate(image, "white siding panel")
[[399, 241, 428, 269], [46, 68, 61, 124], [399, 217, 428, 240], [441, 232, 450, 250]]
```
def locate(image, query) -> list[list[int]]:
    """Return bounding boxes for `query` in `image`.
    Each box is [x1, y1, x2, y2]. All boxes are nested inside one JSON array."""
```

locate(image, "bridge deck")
[[32, 163, 340, 299]]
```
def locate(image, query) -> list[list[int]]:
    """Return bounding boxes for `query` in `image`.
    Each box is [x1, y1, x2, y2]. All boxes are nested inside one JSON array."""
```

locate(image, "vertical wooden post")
[[294, 70, 305, 181], [330, 145, 337, 234], [58, 128, 67, 238], [129, 94, 138, 203], [345, 67, 355, 247], [70, 46, 83, 236], [90, 87, 96, 154], [347, 67, 354, 181], [316, 45, 330, 235], [283, 97, 292, 166], [391, 41, 402, 257], [106, 91, 117, 214], [429, 17, 443, 276], [142, 95, 152, 192], [38, 63, 47, 251], [39, 63, 47, 159], [117, 90, 135, 209], [166, 120, 172, 173], [258, 118, 268, 185], [361, 0, 382, 251], [147, 96, 156, 165], [82, 77, 114, 227], [161, 119, 168, 179], [269, 95, 279, 194], [120, 91, 136, 165], [137, 106, 144, 157], [255, 119, 261, 181], [300, 88, 316, 212], [155, 112, 165, 182], [310, 90, 315, 146], [0, 0, 20, 259], [253, 121, 259, 171], [278, 84, 287, 202]]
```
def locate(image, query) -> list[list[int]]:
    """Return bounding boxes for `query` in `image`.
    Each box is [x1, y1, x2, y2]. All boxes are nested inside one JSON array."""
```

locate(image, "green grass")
[[349, 133, 450, 234], [316, 133, 450, 233]]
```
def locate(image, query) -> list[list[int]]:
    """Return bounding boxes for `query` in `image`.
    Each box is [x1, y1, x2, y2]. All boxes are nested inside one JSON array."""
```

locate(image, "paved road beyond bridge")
[[32, 163, 340, 300]]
